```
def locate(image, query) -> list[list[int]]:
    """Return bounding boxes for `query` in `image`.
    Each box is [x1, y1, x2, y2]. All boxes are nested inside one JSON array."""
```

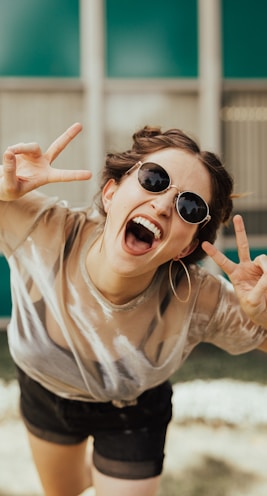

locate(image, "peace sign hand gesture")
[[0, 123, 91, 201], [202, 215, 267, 329]]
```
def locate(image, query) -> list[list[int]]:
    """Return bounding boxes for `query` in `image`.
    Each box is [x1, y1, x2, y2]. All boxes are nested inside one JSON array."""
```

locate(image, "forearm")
[[0, 191, 57, 256]]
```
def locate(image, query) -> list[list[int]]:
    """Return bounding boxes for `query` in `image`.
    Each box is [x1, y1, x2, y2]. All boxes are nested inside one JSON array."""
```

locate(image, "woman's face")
[[101, 147, 211, 278]]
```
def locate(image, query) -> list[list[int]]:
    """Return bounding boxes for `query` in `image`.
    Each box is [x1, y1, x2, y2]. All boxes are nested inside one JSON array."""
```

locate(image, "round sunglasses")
[[126, 161, 211, 226]]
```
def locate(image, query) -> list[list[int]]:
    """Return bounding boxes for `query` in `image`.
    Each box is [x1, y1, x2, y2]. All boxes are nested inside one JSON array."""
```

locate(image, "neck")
[[86, 238, 156, 305]]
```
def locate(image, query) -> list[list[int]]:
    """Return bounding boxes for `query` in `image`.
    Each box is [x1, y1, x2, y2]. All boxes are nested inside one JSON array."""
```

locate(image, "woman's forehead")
[[144, 148, 212, 201]]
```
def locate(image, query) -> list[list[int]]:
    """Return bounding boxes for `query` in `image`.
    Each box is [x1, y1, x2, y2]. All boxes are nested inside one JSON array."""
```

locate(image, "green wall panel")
[[0, 0, 79, 77], [1, 0, 266, 80], [224, 248, 267, 264], [222, 0, 267, 78], [0, 255, 11, 318], [105, 0, 198, 78]]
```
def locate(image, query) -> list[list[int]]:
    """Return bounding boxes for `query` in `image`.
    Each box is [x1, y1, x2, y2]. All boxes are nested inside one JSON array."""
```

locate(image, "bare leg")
[[27, 429, 161, 496], [27, 430, 93, 496], [92, 465, 161, 496]]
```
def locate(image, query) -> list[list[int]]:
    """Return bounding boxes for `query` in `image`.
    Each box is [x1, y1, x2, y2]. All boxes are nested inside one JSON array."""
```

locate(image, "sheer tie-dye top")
[[0, 192, 266, 403]]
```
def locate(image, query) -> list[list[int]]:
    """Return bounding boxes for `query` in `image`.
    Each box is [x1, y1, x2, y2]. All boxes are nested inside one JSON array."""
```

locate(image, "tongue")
[[125, 232, 151, 254]]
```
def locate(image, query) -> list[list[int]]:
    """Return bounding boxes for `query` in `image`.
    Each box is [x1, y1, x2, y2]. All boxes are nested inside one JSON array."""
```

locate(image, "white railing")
[[221, 92, 267, 211]]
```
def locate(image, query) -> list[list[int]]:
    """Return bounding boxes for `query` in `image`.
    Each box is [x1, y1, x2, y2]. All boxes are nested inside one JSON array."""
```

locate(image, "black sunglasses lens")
[[138, 163, 170, 192], [177, 192, 207, 223]]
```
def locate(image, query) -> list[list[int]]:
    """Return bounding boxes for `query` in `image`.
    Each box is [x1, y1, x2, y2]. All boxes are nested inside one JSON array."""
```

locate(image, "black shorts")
[[17, 367, 173, 480]]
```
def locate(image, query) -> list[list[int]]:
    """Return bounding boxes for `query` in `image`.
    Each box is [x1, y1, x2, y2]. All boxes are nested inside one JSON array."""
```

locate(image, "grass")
[[0, 331, 16, 381], [170, 343, 267, 385]]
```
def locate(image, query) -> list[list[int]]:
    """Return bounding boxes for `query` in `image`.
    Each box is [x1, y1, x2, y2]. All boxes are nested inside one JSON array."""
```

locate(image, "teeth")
[[133, 217, 161, 240]]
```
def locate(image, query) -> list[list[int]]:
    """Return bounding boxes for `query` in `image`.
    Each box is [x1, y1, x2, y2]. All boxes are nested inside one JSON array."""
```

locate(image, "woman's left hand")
[[202, 215, 267, 328]]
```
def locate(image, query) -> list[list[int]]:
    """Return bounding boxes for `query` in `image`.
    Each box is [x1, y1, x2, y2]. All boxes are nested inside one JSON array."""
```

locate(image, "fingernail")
[[4, 150, 15, 161]]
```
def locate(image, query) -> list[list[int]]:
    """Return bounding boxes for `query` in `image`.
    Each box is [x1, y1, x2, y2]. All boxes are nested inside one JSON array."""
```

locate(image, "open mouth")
[[125, 216, 162, 254]]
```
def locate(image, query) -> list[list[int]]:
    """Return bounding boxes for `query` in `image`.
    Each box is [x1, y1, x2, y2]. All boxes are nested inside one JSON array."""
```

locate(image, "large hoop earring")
[[168, 259, 191, 303]]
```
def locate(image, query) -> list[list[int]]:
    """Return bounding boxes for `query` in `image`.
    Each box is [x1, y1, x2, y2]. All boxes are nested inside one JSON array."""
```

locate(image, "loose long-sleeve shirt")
[[0, 192, 266, 403]]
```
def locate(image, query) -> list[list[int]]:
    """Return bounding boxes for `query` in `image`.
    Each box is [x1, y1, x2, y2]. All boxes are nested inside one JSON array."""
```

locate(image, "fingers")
[[6, 123, 82, 163], [202, 214, 251, 276], [3, 150, 17, 183], [45, 123, 83, 163], [233, 214, 251, 263], [47, 167, 92, 183], [7, 142, 42, 157], [0, 150, 20, 199], [251, 272, 267, 303], [254, 254, 267, 274], [202, 240, 236, 276], [246, 257, 267, 318]]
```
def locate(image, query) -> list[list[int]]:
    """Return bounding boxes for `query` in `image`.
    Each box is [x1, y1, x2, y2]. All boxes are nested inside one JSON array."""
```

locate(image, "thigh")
[[93, 466, 161, 496], [27, 430, 93, 496]]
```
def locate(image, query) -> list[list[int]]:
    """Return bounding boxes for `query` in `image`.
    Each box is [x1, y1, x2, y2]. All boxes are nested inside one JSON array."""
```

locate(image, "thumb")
[[0, 150, 19, 200]]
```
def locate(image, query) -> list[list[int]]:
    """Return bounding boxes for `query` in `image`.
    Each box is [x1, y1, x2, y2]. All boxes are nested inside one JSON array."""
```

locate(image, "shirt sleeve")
[[0, 191, 59, 257], [202, 274, 267, 354]]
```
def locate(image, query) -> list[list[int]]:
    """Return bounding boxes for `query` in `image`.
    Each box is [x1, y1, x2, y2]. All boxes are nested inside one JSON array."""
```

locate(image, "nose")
[[150, 187, 178, 217]]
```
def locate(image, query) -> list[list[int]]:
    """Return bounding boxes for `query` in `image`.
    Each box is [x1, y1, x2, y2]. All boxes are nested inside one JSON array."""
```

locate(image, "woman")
[[0, 123, 267, 496]]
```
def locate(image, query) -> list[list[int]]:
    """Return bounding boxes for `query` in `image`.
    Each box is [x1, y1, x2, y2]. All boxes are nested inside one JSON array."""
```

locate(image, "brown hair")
[[95, 125, 233, 265]]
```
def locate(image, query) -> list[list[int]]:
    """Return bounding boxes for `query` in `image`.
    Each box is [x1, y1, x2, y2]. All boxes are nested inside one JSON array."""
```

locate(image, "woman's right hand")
[[0, 123, 92, 201]]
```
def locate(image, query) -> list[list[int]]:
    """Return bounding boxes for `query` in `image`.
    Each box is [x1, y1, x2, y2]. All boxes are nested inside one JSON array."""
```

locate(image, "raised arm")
[[202, 215, 267, 336], [0, 123, 91, 201]]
